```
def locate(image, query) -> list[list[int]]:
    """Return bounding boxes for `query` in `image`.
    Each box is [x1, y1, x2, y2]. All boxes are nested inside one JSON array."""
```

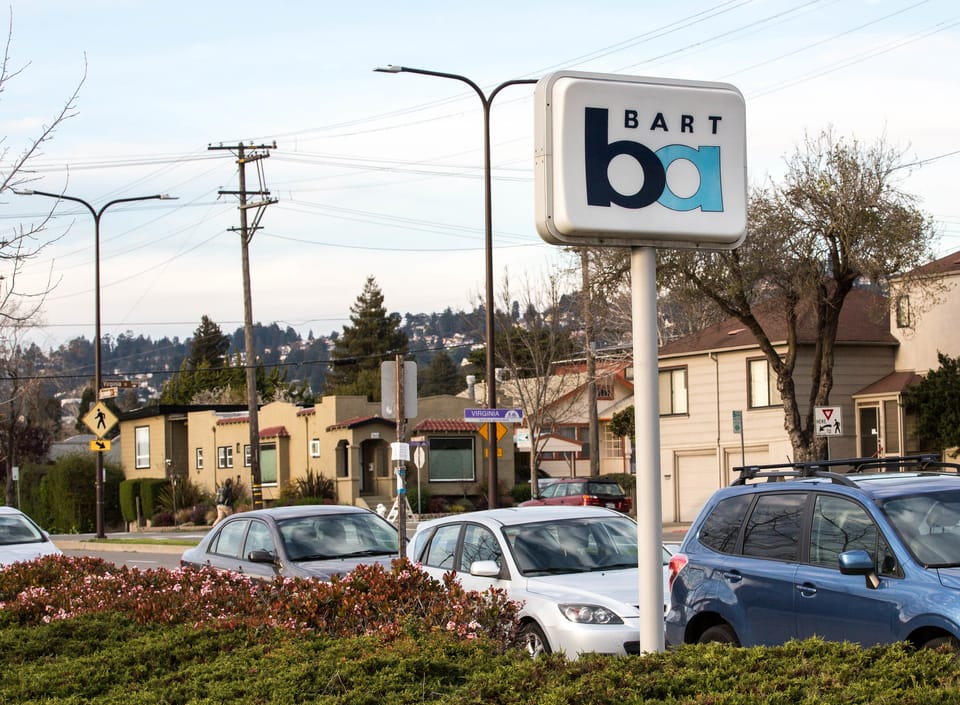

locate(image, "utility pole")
[[209, 141, 277, 508], [581, 249, 600, 476]]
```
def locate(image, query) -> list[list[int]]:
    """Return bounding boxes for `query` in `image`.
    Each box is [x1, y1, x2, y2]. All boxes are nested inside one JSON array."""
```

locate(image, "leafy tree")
[[324, 276, 408, 400], [654, 129, 937, 461], [902, 352, 960, 453], [491, 271, 580, 493], [420, 349, 464, 396]]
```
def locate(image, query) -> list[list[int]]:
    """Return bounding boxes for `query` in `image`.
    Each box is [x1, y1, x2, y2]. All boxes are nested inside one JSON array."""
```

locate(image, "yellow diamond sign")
[[83, 402, 118, 438]]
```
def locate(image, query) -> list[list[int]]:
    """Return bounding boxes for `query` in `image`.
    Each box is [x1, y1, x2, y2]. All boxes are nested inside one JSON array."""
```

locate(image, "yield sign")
[[814, 406, 843, 437]]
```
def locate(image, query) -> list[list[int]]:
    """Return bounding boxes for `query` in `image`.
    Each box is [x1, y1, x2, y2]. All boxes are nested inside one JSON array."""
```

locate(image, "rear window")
[[584, 482, 625, 497], [699, 494, 752, 553]]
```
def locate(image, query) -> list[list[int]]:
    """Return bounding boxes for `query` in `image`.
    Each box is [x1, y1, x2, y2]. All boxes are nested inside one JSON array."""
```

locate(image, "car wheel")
[[697, 624, 739, 645], [921, 635, 960, 650], [520, 622, 551, 657]]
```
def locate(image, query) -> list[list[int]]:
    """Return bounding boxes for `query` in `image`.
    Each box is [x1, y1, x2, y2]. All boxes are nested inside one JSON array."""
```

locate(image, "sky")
[[3, 0, 959, 352]]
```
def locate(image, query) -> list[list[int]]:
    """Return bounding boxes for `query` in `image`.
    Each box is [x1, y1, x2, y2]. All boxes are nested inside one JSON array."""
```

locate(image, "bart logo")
[[584, 107, 723, 213]]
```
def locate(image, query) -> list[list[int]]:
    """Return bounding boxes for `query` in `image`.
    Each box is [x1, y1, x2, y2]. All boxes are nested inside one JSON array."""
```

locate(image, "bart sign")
[[534, 71, 747, 249]]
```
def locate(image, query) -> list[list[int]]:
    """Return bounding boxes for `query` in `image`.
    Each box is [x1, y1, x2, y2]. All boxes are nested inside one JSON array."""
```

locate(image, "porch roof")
[[412, 418, 477, 432], [853, 370, 923, 397], [259, 425, 290, 438], [325, 415, 393, 431]]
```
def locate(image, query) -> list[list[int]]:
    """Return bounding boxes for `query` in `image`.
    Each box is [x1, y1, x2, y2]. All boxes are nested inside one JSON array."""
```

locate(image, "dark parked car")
[[180, 505, 399, 580], [666, 455, 960, 649], [520, 478, 632, 513]]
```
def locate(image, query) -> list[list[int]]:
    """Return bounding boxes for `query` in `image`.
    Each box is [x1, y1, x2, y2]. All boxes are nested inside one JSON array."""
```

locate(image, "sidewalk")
[[53, 522, 691, 552]]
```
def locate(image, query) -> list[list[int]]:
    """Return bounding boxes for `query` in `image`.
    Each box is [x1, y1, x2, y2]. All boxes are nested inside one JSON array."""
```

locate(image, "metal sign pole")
[[632, 246, 664, 653]]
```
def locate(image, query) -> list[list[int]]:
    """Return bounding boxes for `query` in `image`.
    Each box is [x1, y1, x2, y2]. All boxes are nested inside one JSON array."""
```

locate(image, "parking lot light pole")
[[374, 65, 537, 508], [15, 189, 175, 538]]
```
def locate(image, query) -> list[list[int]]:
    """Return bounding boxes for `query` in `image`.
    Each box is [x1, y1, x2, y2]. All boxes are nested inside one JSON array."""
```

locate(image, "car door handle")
[[721, 569, 742, 583], [796, 582, 817, 597]]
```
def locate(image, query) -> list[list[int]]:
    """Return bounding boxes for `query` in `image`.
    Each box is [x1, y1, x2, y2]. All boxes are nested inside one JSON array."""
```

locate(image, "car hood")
[[936, 567, 960, 590], [289, 554, 396, 580], [522, 568, 665, 615], [0, 541, 62, 567]]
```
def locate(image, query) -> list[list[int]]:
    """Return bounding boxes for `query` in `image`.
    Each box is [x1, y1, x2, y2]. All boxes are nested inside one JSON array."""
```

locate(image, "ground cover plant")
[[3, 556, 960, 703]]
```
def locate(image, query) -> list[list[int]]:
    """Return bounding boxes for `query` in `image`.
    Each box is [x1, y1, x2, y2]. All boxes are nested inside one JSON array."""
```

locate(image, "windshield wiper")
[[523, 566, 590, 575], [294, 553, 336, 561], [338, 549, 396, 558]]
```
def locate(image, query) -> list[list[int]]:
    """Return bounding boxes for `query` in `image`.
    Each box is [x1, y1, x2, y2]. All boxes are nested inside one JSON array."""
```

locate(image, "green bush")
[[511, 482, 532, 503], [2, 566, 960, 704], [405, 484, 431, 515], [118, 480, 140, 524], [137, 478, 168, 521], [32, 454, 123, 533]]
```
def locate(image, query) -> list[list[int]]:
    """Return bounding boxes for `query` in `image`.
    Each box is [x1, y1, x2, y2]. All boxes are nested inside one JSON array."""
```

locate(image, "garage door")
[[676, 452, 719, 522]]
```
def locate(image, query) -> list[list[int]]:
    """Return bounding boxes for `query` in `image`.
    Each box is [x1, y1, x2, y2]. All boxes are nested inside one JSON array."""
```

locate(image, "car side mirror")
[[839, 549, 880, 589], [247, 549, 277, 564], [470, 559, 502, 578]]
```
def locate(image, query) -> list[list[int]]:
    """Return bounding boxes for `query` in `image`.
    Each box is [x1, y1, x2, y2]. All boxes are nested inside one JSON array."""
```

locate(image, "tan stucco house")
[[118, 394, 514, 512]]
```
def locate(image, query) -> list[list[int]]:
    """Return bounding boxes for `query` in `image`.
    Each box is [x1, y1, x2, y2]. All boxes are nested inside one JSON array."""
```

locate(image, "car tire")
[[520, 622, 551, 657], [697, 624, 739, 645], [921, 635, 960, 650]]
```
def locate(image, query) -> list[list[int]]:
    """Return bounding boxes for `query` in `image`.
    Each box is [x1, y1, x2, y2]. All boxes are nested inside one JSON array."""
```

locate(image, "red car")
[[521, 478, 632, 513]]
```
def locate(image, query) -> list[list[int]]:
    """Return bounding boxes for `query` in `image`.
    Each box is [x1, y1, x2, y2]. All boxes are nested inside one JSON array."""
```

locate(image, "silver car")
[[407, 506, 672, 658], [0, 506, 62, 567], [180, 505, 399, 580]]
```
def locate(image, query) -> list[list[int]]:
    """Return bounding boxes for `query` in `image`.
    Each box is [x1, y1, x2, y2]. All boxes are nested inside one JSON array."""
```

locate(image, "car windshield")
[[0, 514, 44, 546], [883, 490, 960, 567], [503, 515, 660, 575], [278, 513, 398, 561]]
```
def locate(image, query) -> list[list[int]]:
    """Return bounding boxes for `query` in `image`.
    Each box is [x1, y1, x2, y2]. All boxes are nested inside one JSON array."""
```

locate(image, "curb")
[[55, 540, 192, 554]]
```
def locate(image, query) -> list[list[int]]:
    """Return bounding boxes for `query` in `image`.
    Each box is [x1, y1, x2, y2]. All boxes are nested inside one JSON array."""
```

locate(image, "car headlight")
[[558, 604, 624, 625]]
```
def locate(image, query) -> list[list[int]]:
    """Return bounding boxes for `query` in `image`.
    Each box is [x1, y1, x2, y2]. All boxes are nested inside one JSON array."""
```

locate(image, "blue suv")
[[666, 455, 960, 649]]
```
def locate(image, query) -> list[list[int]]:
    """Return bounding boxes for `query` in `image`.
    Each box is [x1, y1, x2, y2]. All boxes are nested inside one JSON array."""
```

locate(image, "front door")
[[859, 407, 879, 457]]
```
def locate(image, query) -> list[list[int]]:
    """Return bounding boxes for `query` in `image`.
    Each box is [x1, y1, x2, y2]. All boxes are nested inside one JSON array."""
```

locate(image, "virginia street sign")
[[464, 408, 523, 423]]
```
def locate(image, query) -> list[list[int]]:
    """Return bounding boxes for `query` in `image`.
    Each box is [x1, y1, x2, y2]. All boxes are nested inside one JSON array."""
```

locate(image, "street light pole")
[[15, 189, 174, 538], [374, 65, 537, 509]]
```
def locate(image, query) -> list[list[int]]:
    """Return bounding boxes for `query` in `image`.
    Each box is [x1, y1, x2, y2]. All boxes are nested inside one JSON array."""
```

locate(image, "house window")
[[658, 367, 688, 416], [895, 295, 912, 328], [195, 448, 204, 470], [261, 443, 277, 485], [218, 446, 234, 469], [601, 426, 624, 459], [310, 438, 321, 458], [134, 426, 150, 469], [427, 436, 475, 482], [748, 358, 782, 409], [596, 376, 614, 400], [244, 444, 251, 467]]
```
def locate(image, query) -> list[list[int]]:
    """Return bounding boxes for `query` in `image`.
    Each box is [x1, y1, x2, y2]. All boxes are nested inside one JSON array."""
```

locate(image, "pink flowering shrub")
[[0, 555, 520, 650]]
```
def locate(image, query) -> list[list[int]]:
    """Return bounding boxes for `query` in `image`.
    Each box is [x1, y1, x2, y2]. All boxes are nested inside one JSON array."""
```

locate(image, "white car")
[[407, 506, 671, 658], [0, 507, 62, 567]]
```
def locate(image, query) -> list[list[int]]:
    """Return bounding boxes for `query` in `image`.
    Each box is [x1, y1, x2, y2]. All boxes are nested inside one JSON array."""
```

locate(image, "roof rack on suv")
[[731, 454, 960, 486]]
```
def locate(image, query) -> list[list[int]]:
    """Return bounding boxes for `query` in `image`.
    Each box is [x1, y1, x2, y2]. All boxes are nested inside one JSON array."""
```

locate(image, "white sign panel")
[[814, 406, 843, 436], [535, 71, 747, 248]]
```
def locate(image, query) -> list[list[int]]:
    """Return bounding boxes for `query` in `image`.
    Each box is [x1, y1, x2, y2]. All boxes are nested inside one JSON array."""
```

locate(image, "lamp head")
[[374, 65, 403, 73]]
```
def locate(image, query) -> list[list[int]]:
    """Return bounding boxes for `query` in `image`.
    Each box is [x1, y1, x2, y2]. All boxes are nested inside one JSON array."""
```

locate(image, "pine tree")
[[420, 349, 464, 396], [324, 276, 408, 400], [187, 315, 231, 370]]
